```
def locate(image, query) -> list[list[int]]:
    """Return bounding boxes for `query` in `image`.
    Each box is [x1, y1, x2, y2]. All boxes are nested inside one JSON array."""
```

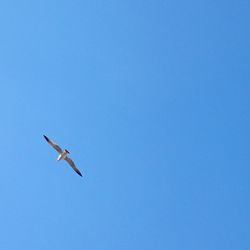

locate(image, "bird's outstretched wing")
[[65, 157, 83, 177], [43, 135, 63, 154]]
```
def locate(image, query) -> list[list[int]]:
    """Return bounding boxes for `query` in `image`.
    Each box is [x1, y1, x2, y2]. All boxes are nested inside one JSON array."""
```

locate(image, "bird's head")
[[65, 149, 70, 154]]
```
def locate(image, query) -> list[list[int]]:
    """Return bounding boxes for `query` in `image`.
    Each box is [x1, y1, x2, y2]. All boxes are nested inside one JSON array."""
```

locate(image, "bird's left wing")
[[43, 135, 63, 153], [65, 157, 83, 177]]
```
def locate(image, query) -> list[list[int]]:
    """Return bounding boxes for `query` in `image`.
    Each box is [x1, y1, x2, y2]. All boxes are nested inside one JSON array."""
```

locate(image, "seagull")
[[43, 135, 82, 177]]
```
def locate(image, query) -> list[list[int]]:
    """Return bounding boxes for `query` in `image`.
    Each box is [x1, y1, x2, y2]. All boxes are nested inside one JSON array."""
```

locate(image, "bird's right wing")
[[65, 157, 83, 177], [43, 135, 63, 153]]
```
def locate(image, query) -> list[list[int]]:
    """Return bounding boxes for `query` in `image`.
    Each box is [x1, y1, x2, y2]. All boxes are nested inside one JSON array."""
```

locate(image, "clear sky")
[[0, 1, 249, 249]]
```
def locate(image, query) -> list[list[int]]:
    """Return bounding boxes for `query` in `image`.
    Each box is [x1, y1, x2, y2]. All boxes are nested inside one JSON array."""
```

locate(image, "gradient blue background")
[[0, 1, 249, 249]]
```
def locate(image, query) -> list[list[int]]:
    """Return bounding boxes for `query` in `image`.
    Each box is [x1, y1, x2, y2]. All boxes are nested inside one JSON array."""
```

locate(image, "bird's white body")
[[57, 150, 68, 161]]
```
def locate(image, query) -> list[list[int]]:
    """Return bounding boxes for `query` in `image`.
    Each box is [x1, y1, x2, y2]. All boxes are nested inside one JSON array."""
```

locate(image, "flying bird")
[[43, 135, 82, 177]]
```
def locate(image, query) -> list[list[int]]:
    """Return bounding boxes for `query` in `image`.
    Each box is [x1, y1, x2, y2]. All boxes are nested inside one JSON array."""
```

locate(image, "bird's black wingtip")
[[43, 135, 49, 142], [77, 171, 83, 177]]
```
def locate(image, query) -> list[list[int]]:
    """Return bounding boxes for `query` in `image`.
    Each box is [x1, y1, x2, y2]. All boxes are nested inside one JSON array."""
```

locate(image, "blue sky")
[[0, 1, 249, 249]]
